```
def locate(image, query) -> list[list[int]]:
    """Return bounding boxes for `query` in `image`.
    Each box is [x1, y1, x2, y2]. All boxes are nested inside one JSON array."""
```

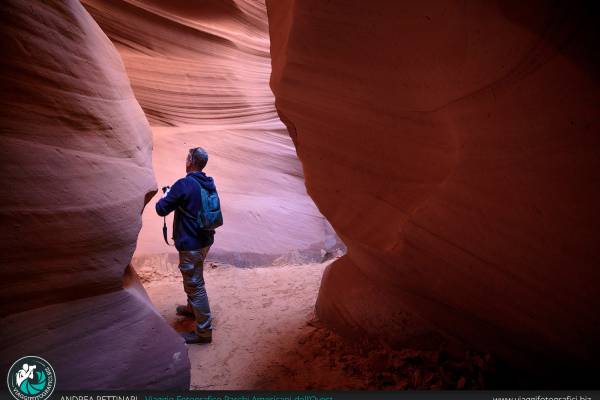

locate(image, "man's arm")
[[156, 179, 185, 216]]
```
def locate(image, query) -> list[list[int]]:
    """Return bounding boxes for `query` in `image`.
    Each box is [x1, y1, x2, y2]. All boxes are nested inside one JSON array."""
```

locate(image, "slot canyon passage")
[[1, 0, 599, 392]]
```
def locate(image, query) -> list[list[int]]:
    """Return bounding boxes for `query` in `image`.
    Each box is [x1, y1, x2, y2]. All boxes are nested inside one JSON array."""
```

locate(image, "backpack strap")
[[177, 205, 195, 219], [177, 176, 207, 218]]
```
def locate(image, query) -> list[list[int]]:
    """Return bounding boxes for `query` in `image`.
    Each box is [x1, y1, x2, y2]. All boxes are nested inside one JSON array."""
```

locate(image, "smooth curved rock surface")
[[82, 0, 344, 267], [267, 0, 600, 378], [82, 0, 275, 127], [0, 0, 189, 389]]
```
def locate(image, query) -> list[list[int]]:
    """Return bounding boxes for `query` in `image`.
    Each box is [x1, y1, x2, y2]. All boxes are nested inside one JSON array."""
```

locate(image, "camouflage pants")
[[178, 246, 212, 335]]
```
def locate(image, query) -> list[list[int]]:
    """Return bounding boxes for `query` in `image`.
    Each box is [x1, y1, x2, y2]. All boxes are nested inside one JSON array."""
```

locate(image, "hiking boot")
[[175, 305, 194, 318], [180, 331, 212, 344]]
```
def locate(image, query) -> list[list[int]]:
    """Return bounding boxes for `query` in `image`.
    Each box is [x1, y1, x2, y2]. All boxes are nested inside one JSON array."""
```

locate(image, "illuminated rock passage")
[[267, 0, 600, 378], [0, 0, 188, 389], [82, 0, 342, 267]]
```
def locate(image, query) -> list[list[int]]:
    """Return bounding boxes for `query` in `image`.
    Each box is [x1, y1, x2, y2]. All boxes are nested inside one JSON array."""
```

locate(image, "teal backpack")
[[179, 178, 223, 230]]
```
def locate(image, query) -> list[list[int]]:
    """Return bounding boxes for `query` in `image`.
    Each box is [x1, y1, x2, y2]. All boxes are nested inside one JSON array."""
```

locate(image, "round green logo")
[[7, 356, 56, 400]]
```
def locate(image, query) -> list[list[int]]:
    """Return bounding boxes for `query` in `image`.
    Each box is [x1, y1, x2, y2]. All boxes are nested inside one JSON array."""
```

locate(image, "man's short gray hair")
[[188, 147, 208, 170]]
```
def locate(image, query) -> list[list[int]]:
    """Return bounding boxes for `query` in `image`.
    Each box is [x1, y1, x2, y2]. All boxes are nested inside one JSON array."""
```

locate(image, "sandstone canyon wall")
[[81, 0, 344, 269], [0, 0, 189, 389], [267, 0, 600, 381]]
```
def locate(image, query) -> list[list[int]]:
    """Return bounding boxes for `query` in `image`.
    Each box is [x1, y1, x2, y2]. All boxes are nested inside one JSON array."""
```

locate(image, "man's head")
[[186, 147, 209, 172]]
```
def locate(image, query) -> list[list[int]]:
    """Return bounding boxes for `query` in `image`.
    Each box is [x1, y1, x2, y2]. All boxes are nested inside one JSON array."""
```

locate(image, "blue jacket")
[[156, 171, 218, 251]]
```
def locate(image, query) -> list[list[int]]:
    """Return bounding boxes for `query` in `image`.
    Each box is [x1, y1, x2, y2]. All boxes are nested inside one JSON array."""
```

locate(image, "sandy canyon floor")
[[142, 260, 501, 390]]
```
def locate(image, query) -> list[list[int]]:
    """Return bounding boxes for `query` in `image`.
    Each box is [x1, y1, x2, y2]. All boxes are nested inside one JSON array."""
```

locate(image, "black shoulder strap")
[[162, 177, 207, 246], [162, 216, 173, 246], [177, 176, 204, 218]]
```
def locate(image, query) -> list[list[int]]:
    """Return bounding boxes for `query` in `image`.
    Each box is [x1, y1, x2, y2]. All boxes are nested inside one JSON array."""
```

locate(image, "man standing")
[[156, 147, 221, 344]]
